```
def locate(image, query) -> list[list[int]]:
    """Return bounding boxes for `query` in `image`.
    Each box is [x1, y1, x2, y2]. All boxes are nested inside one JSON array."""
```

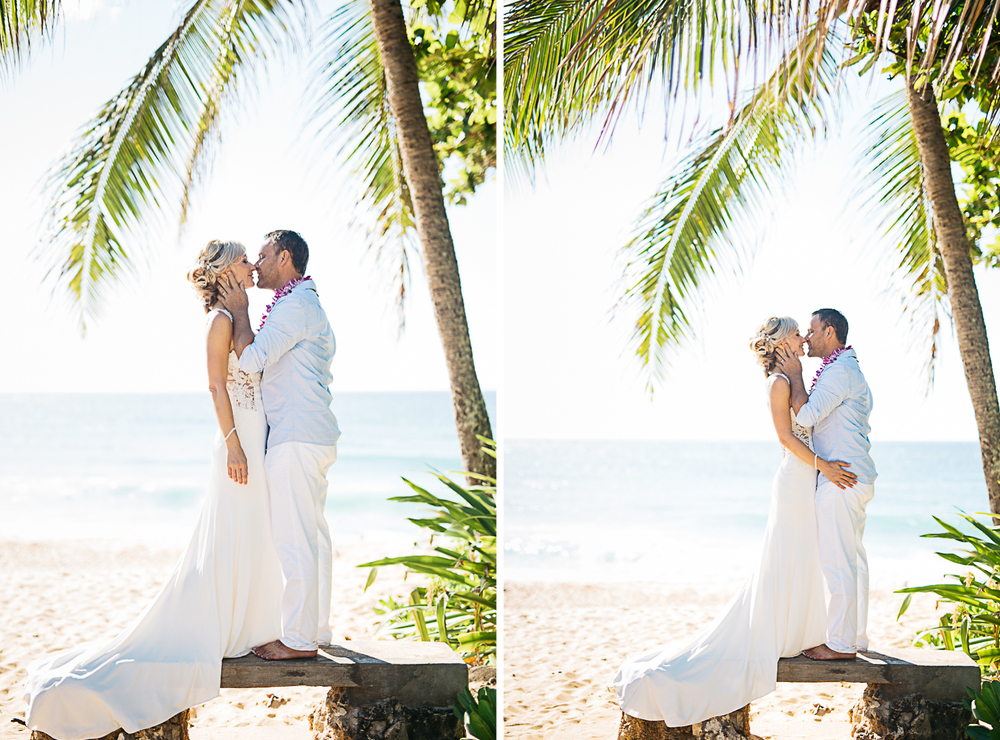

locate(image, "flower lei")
[[259, 275, 312, 330], [809, 346, 853, 393]]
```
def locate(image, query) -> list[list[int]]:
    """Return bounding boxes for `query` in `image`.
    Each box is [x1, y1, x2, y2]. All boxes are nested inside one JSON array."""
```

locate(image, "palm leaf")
[[505, 0, 1000, 175], [0, 0, 59, 81], [617, 26, 843, 390], [504, 0, 848, 172], [857, 89, 947, 391], [307, 0, 415, 327], [38, 0, 298, 332]]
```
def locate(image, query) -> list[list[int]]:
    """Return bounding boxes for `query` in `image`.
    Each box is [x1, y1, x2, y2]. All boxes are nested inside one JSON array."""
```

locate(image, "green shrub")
[[966, 681, 1000, 739], [359, 438, 497, 664], [454, 686, 496, 740], [898, 513, 1000, 676]]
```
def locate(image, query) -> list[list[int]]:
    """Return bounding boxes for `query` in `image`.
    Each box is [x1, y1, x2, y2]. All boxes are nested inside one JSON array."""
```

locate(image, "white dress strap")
[[770, 372, 789, 383], [208, 307, 233, 322]]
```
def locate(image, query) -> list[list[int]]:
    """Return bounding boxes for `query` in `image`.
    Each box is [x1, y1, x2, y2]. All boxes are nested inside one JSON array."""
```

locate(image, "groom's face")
[[804, 316, 834, 358], [254, 241, 281, 289]]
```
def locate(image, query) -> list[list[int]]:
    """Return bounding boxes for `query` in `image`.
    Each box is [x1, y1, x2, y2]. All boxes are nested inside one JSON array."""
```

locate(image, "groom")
[[219, 230, 340, 660], [778, 308, 876, 661]]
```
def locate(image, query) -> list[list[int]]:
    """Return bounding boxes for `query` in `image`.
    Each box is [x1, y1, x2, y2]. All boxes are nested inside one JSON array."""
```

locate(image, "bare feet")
[[802, 644, 857, 660], [252, 640, 318, 660]]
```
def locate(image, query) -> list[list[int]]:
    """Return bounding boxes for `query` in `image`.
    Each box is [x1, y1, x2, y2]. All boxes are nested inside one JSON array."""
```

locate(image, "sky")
[[5, 2, 1000, 443], [0, 0, 497, 394], [505, 74, 1000, 442]]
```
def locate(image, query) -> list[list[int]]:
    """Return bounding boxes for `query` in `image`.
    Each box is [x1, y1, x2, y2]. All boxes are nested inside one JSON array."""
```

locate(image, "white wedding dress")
[[614, 376, 828, 725], [24, 309, 284, 740]]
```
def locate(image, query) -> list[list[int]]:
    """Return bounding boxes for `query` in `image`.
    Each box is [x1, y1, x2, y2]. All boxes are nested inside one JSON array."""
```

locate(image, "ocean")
[[505, 438, 990, 590], [0, 392, 496, 543]]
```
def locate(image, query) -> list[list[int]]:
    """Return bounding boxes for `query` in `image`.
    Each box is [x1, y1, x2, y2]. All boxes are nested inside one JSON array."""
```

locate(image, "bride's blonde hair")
[[187, 240, 246, 312], [749, 317, 798, 376]]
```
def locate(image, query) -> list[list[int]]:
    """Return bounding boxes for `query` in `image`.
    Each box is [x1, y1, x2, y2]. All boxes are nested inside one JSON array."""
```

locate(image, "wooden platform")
[[220, 640, 468, 707], [777, 646, 980, 701]]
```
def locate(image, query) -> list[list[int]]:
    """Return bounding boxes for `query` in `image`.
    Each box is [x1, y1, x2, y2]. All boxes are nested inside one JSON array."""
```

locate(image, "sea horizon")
[[505, 437, 989, 590], [0, 391, 496, 545]]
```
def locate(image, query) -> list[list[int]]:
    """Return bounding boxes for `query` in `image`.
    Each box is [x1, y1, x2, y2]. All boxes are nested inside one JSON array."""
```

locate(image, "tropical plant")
[[966, 681, 1000, 739], [505, 0, 1000, 513], [0, 0, 57, 74], [360, 437, 496, 664], [454, 686, 496, 740], [6, 0, 495, 477], [897, 513, 1000, 676]]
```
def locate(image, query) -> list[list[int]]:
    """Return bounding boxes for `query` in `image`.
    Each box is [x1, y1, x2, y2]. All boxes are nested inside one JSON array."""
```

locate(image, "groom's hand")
[[775, 347, 802, 376], [218, 272, 249, 314]]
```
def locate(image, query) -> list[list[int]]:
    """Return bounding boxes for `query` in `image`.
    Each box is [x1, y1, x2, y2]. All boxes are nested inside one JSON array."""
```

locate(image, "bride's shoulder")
[[206, 306, 233, 323], [205, 308, 234, 339], [766, 373, 791, 397]]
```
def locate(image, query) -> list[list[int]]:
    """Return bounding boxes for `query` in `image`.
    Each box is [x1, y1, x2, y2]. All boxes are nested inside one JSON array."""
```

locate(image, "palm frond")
[[617, 27, 844, 390], [306, 0, 415, 329], [0, 0, 59, 81], [39, 0, 298, 332], [504, 0, 849, 172], [858, 89, 948, 390]]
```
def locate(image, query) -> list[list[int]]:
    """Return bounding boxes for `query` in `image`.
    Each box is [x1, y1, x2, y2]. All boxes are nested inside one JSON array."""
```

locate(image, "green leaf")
[[897, 593, 913, 620], [410, 589, 431, 642], [39, 0, 299, 331], [616, 25, 842, 390]]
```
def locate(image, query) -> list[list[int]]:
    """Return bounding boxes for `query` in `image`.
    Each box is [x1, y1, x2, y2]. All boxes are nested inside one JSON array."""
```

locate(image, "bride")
[[24, 240, 284, 740], [613, 316, 858, 726]]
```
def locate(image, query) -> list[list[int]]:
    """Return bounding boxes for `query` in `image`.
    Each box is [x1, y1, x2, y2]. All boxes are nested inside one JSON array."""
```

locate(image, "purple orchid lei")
[[259, 275, 312, 330], [809, 345, 853, 393]]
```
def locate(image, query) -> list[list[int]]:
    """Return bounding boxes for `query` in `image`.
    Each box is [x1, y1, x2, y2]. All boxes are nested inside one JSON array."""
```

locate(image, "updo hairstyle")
[[749, 316, 798, 376], [187, 240, 246, 312]]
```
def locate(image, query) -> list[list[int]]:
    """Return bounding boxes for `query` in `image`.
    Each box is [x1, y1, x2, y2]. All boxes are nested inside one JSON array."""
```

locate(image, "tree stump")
[[310, 686, 464, 740], [30, 710, 189, 740], [617, 706, 759, 740], [849, 684, 971, 740]]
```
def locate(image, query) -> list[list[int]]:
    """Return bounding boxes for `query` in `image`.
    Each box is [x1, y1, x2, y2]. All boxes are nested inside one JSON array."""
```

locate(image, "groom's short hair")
[[813, 308, 848, 344], [266, 230, 309, 274]]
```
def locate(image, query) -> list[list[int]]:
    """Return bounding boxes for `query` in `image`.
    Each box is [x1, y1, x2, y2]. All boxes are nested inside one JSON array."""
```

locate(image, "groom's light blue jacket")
[[795, 349, 876, 485], [238, 279, 341, 449]]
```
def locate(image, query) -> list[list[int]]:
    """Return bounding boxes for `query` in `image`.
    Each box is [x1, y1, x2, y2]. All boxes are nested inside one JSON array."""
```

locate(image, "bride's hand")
[[226, 436, 249, 485], [818, 459, 857, 489]]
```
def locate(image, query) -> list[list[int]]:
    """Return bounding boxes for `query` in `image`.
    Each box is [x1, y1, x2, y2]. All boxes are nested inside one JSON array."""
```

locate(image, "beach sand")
[[503, 580, 945, 740], [0, 534, 425, 740]]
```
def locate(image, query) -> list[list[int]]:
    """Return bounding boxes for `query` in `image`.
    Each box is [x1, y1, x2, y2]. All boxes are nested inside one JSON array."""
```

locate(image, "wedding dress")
[[614, 375, 828, 725], [24, 308, 284, 740]]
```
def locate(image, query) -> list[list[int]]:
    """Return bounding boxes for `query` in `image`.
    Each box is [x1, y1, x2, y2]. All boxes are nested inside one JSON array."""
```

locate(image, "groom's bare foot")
[[252, 640, 318, 660], [803, 644, 856, 660]]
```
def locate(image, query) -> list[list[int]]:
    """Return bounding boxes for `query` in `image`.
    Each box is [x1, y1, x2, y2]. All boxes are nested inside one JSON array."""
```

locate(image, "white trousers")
[[264, 440, 338, 651], [815, 479, 876, 653]]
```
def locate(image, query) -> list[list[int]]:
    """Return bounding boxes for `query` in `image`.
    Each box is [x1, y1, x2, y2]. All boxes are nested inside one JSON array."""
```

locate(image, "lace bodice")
[[227, 350, 260, 410], [209, 309, 261, 412], [770, 373, 813, 453]]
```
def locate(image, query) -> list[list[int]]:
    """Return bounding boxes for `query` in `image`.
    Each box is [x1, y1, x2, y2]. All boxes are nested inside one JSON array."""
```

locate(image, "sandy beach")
[[503, 580, 945, 740], [0, 534, 424, 740]]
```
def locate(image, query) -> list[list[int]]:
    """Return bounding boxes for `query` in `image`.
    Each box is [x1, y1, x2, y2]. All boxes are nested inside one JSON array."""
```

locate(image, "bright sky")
[[1, 0, 496, 394], [505, 73, 1000, 442]]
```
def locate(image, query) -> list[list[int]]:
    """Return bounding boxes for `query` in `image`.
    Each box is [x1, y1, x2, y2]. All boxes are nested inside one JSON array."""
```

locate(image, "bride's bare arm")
[[207, 313, 249, 485], [767, 376, 857, 489]]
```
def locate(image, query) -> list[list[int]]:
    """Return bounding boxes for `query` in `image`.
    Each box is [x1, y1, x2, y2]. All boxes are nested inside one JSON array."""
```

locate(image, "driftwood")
[[29, 640, 469, 740], [618, 646, 980, 740]]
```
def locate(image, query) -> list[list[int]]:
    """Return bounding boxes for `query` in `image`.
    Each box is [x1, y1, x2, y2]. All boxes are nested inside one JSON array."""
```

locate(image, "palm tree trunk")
[[367, 0, 495, 480], [906, 78, 1000, 519]]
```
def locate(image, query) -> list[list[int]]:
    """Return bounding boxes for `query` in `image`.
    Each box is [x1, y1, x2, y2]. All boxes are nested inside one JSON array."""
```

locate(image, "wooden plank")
[[777, 647, 980, 701], [220, 640, 468, 707]]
